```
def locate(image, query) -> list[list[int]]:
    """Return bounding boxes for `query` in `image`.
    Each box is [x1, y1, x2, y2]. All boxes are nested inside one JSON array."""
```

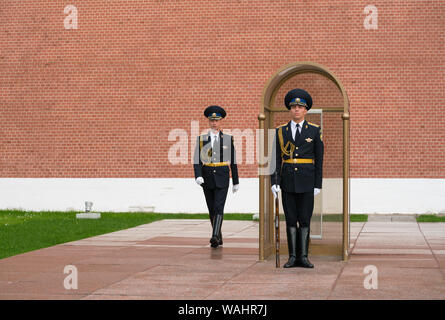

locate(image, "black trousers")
[[203, 187, 229, 220], [281, 191, 314, 228]]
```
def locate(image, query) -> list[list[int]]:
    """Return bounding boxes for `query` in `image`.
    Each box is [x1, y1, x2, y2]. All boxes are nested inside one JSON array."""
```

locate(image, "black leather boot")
[[218, 230, 223, 246], [210, 215, 223, 248], [297, 227, 314, 268], [209, 214, 223, 245], [218, 215, 223, 245], [209, 214, 215, 245], [283, 226, 298, 268]]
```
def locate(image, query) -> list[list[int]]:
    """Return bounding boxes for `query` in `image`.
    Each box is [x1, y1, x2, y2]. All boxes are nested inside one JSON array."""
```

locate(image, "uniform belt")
[[283, 158, 314, 164], [204, 162, 229, 167]]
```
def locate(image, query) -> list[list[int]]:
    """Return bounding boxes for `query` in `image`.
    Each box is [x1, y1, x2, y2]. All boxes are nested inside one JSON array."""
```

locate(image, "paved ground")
[[0, 218, 444, 300]]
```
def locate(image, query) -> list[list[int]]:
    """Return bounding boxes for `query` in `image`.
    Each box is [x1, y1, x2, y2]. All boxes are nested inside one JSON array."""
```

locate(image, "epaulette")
[[276, 122, 288, 129], [199, 134, 209, 143], [307, 122, 320, 128]]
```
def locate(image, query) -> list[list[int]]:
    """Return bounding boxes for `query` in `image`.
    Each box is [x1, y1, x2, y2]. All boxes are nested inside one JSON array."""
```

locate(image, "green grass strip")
[[0, 210, 252, 259], [416, 214, 445, 223]]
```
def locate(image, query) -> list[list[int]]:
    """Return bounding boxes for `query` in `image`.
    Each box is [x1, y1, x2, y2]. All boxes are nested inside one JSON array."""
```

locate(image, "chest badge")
[[305, 137, 313, 143]]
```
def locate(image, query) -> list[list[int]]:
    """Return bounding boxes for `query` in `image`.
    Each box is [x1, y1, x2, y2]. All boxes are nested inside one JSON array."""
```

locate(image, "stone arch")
[[258, 62, 350, 261]]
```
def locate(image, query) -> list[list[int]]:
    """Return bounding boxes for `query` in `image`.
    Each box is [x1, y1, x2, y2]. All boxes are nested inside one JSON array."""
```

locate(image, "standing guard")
[[193, 106, 239, 248], [271, 89, 324, 268]]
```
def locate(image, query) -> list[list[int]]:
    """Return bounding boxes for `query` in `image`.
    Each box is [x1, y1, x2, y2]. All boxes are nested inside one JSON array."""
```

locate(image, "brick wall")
[[1, 0, 444, 179]]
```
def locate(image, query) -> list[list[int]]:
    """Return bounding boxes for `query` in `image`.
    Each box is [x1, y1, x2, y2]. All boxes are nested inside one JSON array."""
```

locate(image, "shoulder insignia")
[[307, 122, 320, 128], [276, 122, 288, 129]]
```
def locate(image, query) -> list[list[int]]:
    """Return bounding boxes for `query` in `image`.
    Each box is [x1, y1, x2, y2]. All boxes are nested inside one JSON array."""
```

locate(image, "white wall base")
[[0, 178, 444, 214], [350, 178, 445, 214], [0, 178, 258, 213]]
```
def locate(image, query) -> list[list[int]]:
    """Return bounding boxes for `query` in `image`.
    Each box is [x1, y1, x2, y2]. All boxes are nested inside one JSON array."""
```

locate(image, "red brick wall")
[[1, 0, 444, 178]]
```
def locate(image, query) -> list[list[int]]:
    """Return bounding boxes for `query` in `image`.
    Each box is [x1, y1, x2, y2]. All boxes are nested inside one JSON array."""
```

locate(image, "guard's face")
[[290, 105, 307, 121], [209, 118, 221, 131]]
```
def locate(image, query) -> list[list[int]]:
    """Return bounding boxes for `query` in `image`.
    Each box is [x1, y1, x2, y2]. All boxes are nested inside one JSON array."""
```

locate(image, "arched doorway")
[[258, 62, 350, 262]]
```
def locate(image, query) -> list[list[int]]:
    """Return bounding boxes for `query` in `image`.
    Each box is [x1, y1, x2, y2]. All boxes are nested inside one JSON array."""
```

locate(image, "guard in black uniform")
[[193, 106, 239, 248], [271, 89, 324, 268]]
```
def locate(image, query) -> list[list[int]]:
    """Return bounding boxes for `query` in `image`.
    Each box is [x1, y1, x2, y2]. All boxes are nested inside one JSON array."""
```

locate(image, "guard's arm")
[[193, 136, 203, 179], [314, 127, 324, 189], [230, 135, 239, 185], [271, 128, 282, 187]]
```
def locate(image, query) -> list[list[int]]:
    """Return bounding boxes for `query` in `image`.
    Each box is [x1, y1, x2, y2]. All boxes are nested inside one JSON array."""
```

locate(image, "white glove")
[[232, 184, 239, 194], [195, 177, 204, 185], [271, 185, 280, 199], [314, 188, 321, 196]]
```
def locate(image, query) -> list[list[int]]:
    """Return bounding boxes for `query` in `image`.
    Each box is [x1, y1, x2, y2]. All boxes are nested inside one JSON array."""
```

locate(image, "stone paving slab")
[[368, 215, 417, 222], [0, 219, 445, 300]]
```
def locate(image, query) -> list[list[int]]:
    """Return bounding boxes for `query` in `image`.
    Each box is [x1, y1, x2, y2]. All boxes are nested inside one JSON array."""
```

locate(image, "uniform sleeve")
[[193, 136, 202, 179], [230, 136, 239, 185], [314, 126, 324, 189], [270, 128, 282, 186]]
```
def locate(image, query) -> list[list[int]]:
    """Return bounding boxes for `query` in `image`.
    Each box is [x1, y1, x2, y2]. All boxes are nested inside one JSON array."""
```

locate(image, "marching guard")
[[193, 106, 239, 248], [271, 89, 324, 268]]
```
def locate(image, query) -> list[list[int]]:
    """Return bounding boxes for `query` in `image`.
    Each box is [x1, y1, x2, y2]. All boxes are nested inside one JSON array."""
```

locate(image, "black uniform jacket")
[[193, 131, 239, 189], [271, 120, 323, 193]]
